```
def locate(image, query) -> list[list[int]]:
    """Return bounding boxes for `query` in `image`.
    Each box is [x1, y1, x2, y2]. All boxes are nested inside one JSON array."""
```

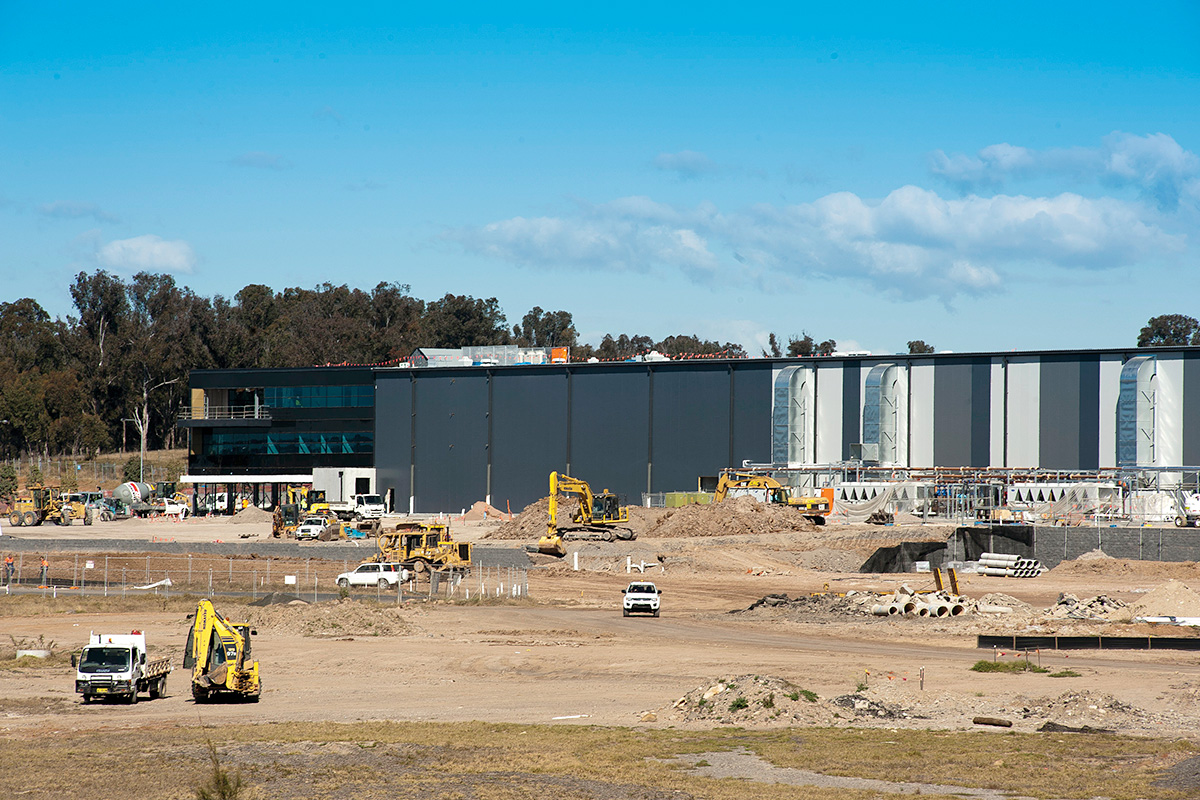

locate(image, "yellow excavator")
[[374, 521, 472, 573], [538, 471, 635, 556], [713, 470, 833, 525], [183, 599, 261, 703]]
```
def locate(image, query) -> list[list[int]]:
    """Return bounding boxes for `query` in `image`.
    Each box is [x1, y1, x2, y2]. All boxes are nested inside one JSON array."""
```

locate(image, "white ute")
[[335, 562, 409, 589], [622, 581, 661, 617]]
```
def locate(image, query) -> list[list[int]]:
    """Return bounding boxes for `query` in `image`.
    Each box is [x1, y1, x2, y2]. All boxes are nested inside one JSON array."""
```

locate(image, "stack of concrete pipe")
[[977, 552, 1046, 578], [870, 587, 968, 618]]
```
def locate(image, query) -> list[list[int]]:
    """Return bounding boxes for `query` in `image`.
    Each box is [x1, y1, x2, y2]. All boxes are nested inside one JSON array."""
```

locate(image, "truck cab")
[[75, 631, 171, 704]]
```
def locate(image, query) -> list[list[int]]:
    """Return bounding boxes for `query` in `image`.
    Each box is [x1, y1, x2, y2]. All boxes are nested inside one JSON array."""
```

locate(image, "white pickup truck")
[[327, 493, 386, 521], [74, 631, 171, 704], [622, 582, 662, 617], [336, 562, 409, 589]]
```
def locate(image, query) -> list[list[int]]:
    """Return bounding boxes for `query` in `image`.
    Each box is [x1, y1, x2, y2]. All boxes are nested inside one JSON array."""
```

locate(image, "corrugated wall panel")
[[732, 362, 773, 466], [934, 359, 990, 467], [1156, 355, 1184, 468], [490, 370, 569, 513], [909, 361, 935, 467], [651, 365, 732, 492], [569, 366, 649, 503], [990, 360, 1005, 466], [841, 362, 861, 460], [1006, 358, 1040, 468], [814, 363, 843, 463], [413, 371, 489, 513], [374, 374, 412, 512], [1039, 356, 1085, 469], [1185, 353, 1200, 466], [1098, 356, 1124, 468]]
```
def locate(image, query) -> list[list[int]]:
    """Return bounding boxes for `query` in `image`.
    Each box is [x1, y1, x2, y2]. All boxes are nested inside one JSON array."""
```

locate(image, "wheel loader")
[[183, 599, 261, 703]]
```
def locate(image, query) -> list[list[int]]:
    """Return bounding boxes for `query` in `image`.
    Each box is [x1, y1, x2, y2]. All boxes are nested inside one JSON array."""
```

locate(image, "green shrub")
[[760, 693, 774, 709], [729, 696, 749, 711], [971, 659, 1048, 674]]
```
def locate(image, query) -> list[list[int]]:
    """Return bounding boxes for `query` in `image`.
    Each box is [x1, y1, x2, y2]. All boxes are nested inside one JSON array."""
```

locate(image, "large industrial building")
[[179, 346, 1200, 514]]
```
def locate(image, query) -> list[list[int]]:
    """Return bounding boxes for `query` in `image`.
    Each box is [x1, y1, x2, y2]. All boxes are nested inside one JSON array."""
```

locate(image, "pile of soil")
[[1045, 593, 1127, 619], [657, 674, 917, 728], [486, 497, 669, 541], [1115, 579, 1200, 620], [1050, 556, 1200, 579], [233, 598, 413, 637], [642, 496, 817, 539], [462, 501, 507, 522], [228, 506, 273, 524]]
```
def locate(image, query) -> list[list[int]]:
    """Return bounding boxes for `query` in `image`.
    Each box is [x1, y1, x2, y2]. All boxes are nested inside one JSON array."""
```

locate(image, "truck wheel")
[[337, 578, 350, 588], [653, 609, 660, 618], [192, 685, 209, 703], [622, 608, 629, 617], [8, 511, 20, 527], [60, 512, 72, 526], [128, 689, 139, 705], [1176, 516, 1187, 527], [150, 677, 164, 699], [23, 511, 37, 527]]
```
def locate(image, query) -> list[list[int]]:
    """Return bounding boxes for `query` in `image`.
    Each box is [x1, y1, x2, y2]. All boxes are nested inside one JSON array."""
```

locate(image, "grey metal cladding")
[[933, 359, 975, 467], [841, 362, 861, 460], [413, 371, 489, 512], [1077, 357, 1100, 469], [1186, 352, 1200, 466], [490, 369, 568, 512], [733, 363, 773, 466], [1039, 355, 1098, 470], [569, 366, 649, 503], [651, 365, 731, 492], [971, 360, 991, 466], [373, 374, 412, 510]]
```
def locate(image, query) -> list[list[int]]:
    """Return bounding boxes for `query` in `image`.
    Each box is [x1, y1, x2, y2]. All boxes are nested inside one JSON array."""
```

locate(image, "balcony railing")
[[178, 405, 272, 420]]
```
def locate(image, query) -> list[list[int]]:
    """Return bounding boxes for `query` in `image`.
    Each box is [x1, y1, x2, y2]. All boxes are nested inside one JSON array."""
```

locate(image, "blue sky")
[[3, 2, 1199, 355]]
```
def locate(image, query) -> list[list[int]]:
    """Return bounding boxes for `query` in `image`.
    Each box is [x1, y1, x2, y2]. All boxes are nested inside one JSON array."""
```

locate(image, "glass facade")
[[207, 430, 374, 456], [264, 385, 373, 408]]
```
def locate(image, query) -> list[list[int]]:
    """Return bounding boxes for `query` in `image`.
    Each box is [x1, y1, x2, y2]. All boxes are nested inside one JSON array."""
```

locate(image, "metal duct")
[[1117, 356, 1156, 467]]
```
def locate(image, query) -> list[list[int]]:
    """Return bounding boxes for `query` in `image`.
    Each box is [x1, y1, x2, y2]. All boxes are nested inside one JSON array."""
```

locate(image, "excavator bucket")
[[537, 534, 567, 557]]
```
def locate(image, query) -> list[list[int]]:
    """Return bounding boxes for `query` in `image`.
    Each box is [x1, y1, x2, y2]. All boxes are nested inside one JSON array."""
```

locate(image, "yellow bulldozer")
[[8, 485, 83, 527], [713, 470, 834, 525], [374, 521, 472, 574], [537, 471, 635, 557], [184, 599, 261, 703]]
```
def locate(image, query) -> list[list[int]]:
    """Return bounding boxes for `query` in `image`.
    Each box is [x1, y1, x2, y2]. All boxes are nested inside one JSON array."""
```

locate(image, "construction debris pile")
[[869, 587, 968, 618], [657, 674, 919, 727], [1045, 593, 1127, 619]]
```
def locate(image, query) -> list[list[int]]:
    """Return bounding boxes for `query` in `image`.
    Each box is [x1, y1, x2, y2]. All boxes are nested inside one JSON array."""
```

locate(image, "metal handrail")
[[178, 405, 271, 420]]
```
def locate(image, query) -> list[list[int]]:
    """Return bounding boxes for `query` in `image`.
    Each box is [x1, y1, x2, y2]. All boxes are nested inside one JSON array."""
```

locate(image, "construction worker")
[[4, 554, 13, 583], [39, 556, 48, 587]]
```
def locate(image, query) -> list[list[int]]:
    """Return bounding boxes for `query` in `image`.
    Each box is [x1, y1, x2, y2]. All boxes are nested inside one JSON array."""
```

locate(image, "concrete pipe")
[[871, 604, 892, 616], [913, 602, 931, 617], [929, 603, 951, 617], [900, 598, 917, 615], [887, 603, 903, 616], [948, 602, 967, 616], [976, 604, 1012, 614]]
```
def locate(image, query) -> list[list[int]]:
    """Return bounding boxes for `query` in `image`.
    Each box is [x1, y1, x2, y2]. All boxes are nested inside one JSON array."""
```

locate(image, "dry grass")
[[0, 721, 1194, 800]]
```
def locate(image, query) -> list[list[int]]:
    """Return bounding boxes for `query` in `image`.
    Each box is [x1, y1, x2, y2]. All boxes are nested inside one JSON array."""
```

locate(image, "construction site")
[[4, 451, 1200, 798]]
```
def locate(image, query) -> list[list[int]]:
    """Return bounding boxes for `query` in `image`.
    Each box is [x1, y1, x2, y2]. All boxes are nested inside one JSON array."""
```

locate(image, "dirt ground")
[[4, 508, 1200, 797]]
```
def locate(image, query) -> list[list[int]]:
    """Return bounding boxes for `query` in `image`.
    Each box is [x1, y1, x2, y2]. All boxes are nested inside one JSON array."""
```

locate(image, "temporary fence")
[[0, 553, 527, 602]]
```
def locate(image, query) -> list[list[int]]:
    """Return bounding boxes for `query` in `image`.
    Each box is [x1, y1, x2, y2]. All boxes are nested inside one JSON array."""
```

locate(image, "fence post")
[[145, 555, 150, 584], [104, 556, 108, 597], [228, 557, 232, 585], [188, 555, 192, 587], [122, 567, 126, 598]]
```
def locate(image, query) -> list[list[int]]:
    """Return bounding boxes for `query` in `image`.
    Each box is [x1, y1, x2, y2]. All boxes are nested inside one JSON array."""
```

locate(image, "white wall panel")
[[990, 360, 1005, 467], [1098, 355, 1123, 468], [908, 362, 935, 468], [1156, 354, 1184, 468], [814, 363, 843, 463], [1005, 357, 1041, 468]]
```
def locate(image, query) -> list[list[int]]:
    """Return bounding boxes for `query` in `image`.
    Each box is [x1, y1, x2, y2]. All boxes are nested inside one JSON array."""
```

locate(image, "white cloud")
[[931, 132, 1200, 209], [654, 150, 718, 179], [38, 201, 119, 223], [97, 235, 197, 273], [229, 151, 293, 170], [447, 185, 1183, 301]]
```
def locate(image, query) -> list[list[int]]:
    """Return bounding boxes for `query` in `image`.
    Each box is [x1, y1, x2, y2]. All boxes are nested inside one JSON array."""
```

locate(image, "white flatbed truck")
[[74, 631, 172, 704]]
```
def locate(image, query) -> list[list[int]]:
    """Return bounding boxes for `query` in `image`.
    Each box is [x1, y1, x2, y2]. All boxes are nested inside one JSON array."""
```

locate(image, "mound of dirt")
[[234, 599, 412, 637], [228, 505, 273, 524], [642, 496, 817, 539], [485, 496, 669, 541], [1115, 579, 1200, 620], [1050, 557, 1200, 579], [462, 501, 506, 522], [1075, 548, 1113, 561], [658, 674, 918, 727]]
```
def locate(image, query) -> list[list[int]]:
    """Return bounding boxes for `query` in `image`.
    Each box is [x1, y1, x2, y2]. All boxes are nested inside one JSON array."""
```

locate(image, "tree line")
[[0, 272, 749, 459]]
